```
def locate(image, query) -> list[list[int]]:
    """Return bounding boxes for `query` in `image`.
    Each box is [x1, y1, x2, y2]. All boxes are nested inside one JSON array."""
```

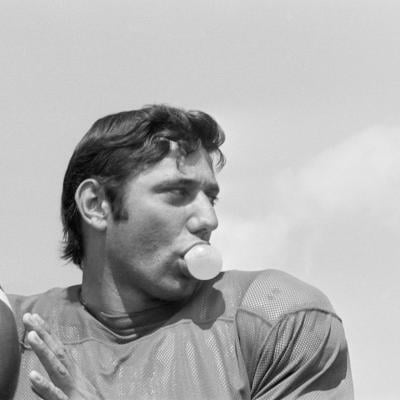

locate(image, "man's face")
[[104, 144, 220, 304]]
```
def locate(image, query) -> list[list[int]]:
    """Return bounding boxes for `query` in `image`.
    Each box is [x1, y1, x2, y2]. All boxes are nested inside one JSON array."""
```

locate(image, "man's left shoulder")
[[235, 269, 337, 323]]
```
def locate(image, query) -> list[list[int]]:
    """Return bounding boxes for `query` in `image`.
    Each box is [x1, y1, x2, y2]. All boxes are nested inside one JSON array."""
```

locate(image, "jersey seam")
[[236, 306, 343, 326]]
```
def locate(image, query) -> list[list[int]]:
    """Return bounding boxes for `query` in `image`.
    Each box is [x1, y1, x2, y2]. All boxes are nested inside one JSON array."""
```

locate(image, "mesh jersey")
[[9, 269, 353, 400]]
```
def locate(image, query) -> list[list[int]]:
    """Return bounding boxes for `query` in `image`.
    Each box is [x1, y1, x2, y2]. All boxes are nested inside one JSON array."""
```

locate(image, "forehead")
[[134, 145, 219, 187]]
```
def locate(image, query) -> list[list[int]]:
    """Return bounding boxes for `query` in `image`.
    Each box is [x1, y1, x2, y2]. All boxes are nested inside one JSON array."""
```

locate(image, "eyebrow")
[[155, 178, 220, 195]]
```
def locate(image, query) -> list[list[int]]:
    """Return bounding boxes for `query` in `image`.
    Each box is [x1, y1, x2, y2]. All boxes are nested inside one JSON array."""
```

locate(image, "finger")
[[23, 313, 55, 347], [27, 330, 71, 389], [23, 313, 50, 331], [29, 370, 69, 400], [24, 313, 72, 374], [23, 313, 65, 358]]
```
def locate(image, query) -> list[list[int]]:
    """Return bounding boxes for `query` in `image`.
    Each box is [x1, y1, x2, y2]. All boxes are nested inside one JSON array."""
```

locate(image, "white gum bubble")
[[183, 244, 223, 280]]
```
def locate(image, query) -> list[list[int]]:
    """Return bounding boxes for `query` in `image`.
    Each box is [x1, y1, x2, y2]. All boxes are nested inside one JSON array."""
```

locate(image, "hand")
[[23, 313, 101, 400]]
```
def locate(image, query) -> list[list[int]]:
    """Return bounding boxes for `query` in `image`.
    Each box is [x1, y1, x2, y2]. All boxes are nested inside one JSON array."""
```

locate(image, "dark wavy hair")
[[61, 104, 225, 267]]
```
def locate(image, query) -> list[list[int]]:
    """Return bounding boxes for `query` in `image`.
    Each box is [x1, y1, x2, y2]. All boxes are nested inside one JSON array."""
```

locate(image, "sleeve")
[[236, 308, 354, 399]]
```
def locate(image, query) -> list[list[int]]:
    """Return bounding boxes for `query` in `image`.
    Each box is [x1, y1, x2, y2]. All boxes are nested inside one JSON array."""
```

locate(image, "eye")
[[166, 187, 191, 203], [171, 188, 189, 197]]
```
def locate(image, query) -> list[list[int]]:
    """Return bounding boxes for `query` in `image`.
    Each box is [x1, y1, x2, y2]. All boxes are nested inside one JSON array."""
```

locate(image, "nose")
[[186, 193, 218, 240]]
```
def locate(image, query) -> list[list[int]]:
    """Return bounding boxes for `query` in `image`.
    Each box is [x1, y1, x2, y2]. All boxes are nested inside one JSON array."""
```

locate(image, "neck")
[[80, 235, 145, 315], [80, 253, 168, 326], [80, 265, 181, 334], [79, 229, 172, 332], [81, 262, 158, 314]]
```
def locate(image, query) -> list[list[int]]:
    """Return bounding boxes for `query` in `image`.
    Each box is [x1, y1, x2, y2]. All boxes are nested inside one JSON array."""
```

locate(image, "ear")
[[74, 179, 111, 231]]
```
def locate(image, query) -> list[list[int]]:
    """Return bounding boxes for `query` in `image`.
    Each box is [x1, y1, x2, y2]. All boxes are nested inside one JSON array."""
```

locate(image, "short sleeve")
[[236, 308, 353, 399], [234, 270, 353, 399]]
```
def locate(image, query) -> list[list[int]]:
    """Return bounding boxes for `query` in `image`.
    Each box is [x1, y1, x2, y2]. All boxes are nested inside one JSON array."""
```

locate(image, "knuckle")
[[55, 347, 67, 360], [55, 363, 69, 377]]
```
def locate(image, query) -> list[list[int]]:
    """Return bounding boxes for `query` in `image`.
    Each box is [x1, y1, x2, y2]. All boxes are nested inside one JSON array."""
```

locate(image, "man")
[[8, 104, 353, 399]]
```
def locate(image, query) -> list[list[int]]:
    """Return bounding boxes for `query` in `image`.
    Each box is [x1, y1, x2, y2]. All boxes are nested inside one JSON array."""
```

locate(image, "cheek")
[[140, 211, 181, 247], [115, 207, 184, 256]]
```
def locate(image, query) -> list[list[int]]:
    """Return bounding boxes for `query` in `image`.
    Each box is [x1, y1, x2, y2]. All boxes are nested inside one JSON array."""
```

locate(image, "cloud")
[[272, 127, 400, 226], [216, 126, 400, 272]]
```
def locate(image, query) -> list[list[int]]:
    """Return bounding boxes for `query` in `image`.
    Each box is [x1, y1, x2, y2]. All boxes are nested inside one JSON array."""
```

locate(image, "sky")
[[1, 1, 399, 398]]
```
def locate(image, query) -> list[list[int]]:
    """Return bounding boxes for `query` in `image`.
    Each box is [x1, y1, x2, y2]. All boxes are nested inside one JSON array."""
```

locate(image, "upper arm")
[[235, 270, 353, 399], [237, 308, 354, 399]]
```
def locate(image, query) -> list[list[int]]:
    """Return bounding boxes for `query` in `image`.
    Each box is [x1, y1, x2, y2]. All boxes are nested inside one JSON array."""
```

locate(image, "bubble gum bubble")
[[183, 244, 223, 280]]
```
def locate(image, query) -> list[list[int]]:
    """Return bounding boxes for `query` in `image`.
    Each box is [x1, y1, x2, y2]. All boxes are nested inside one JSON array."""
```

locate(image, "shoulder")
[[238, 269, 336, 323]]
